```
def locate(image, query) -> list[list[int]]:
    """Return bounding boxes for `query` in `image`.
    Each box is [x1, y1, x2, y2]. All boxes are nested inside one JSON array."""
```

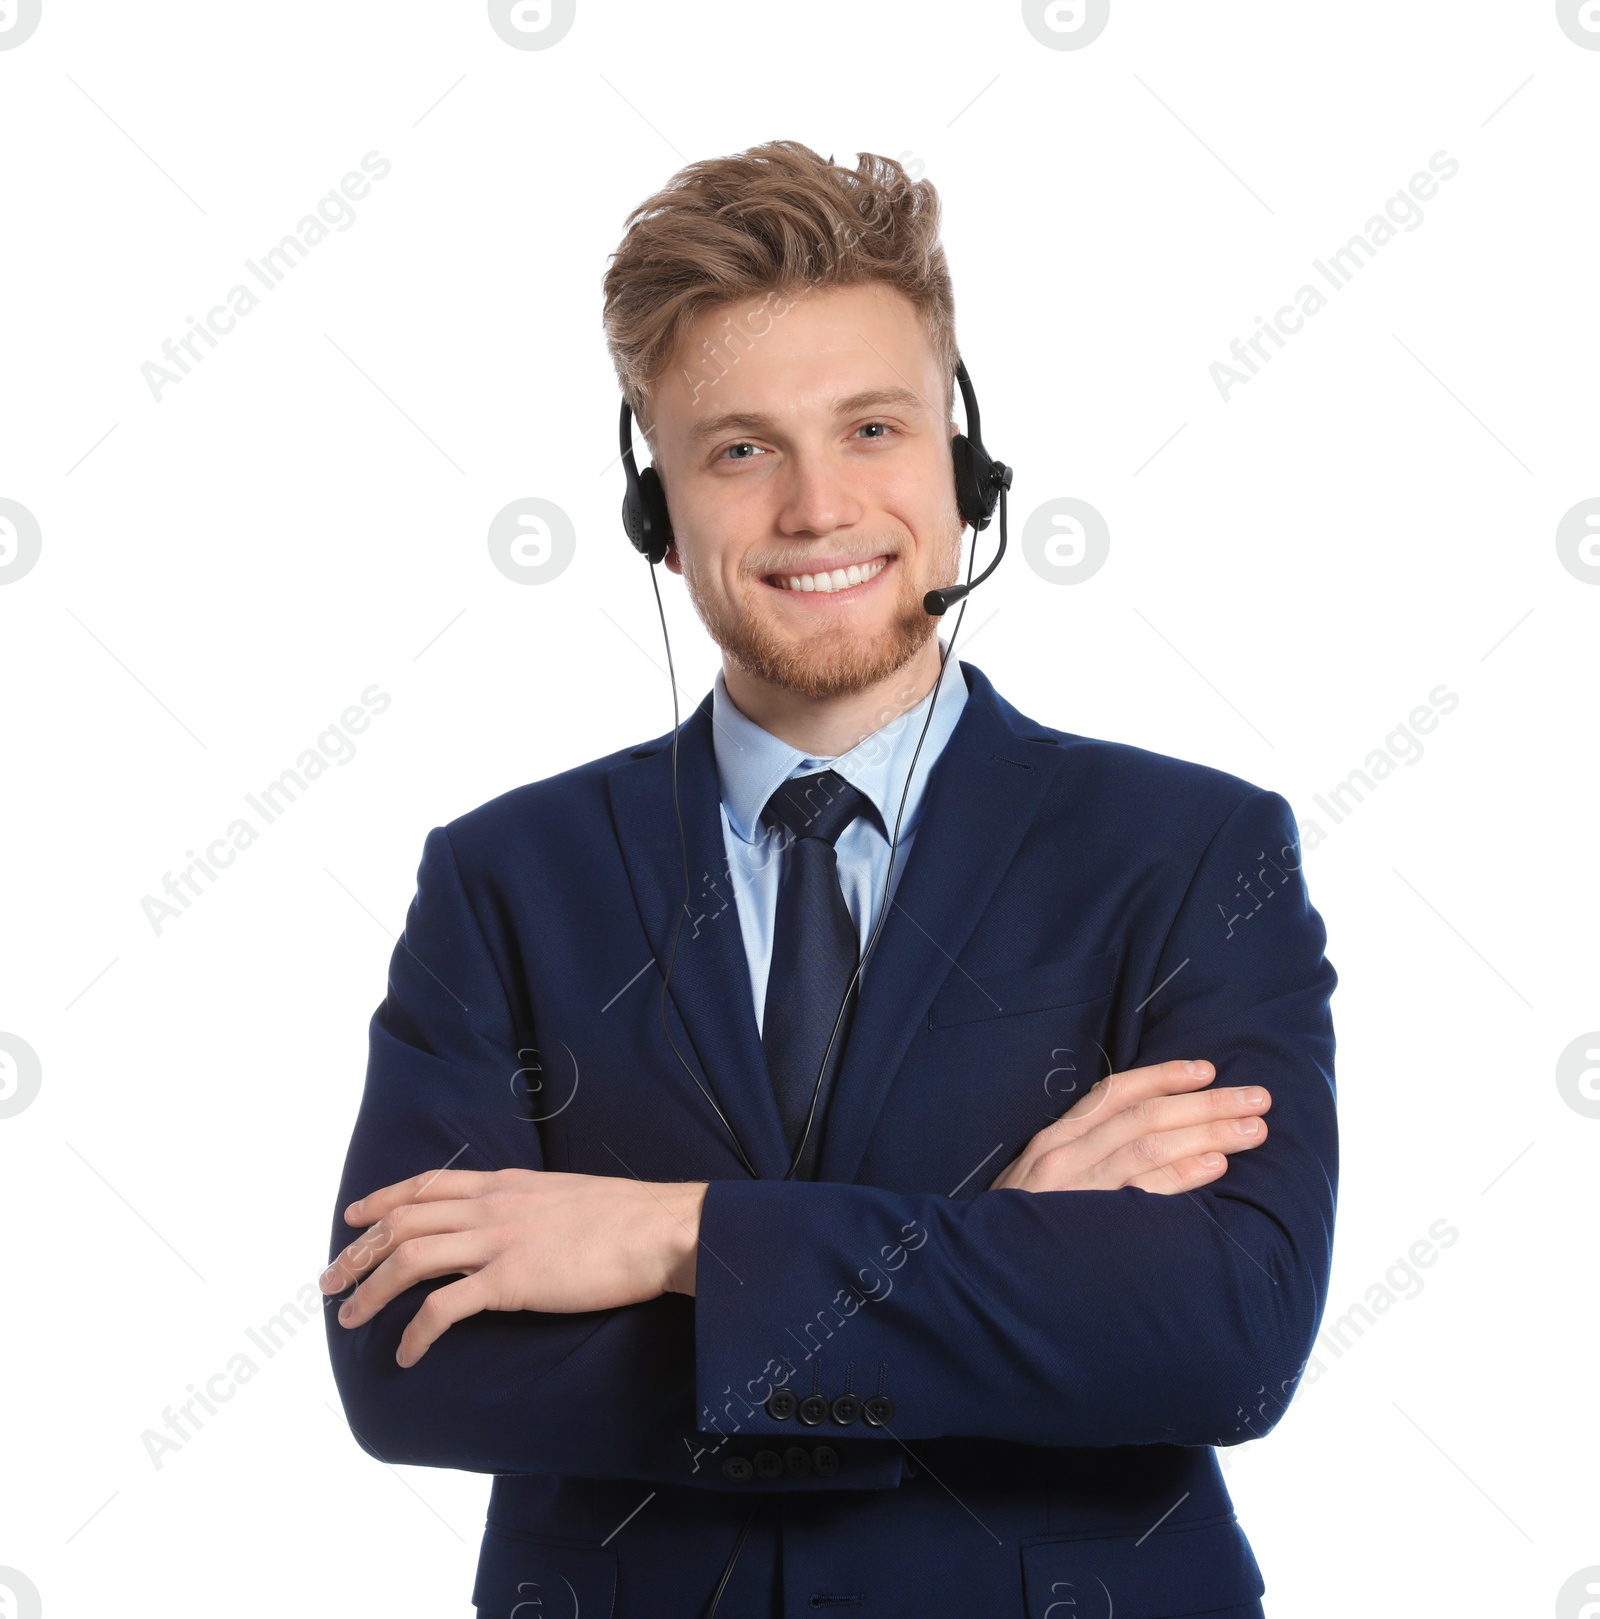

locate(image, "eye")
[[720, 442, 763, 461], [854, 421, 895, 441]]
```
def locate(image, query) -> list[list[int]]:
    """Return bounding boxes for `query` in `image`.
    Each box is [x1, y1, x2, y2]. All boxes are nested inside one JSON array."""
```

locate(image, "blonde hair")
[[602, 140, 957, 432]]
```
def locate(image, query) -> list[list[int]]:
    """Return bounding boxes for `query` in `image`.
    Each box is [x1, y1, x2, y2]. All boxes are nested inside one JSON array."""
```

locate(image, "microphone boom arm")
[[923, 464, 1012, 616]]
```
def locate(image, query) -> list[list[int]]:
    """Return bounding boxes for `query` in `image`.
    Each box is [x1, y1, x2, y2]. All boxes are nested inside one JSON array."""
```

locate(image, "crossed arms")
[[322, 788, 1336, 1480], [319, 1058, 1272, 1360]]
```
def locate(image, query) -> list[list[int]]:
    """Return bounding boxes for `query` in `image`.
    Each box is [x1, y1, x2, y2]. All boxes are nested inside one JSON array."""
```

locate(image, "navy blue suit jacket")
[[326, 661, 1338, 1619]]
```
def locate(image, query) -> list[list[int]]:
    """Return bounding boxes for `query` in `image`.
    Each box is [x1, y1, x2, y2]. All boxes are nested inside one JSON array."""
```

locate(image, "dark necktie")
[[760, 769, 872, 1173]]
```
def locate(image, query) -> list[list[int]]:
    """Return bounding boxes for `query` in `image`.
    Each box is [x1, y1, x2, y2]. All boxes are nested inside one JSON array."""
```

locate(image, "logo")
[[0, 1035, 42, 1120], [1021, 498, 1110, 585], [1556, 1032, 1600, 1119], [488, 0, 576, 50], [0, 1567, 42, 1619], [1556, 0, 1600, 48], [488, 498, 576, 585], [1555, 498, 1600, 583], [1556, 1567, 1600, 1619], [1022, 0, 1110, 51], [0, 0, 42, 49], [0, 498, 42, 585]]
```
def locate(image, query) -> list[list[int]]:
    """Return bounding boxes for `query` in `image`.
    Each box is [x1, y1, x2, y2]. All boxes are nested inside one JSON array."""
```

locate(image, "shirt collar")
[[711, 646, 970, 846]]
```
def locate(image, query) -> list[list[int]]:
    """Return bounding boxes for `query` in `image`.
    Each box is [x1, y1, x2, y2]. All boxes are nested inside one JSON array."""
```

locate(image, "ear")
[[662, 543, 682, 575]]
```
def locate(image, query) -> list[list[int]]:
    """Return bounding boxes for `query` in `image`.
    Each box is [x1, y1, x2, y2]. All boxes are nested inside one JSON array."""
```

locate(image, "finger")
[[1140, 1084, 1270, 1124], [1054, 1059, 1217, 1132], [397, 1273, 492, 1368], [988, 1157, 1022, 1191], [343, 1168, 502, 1228], [1102, 1116, 1269, 1187], [321, 1197, 489, 1293], [1006, 1080, 1272, 1192], [1078, 1084, 1272, 1160], [1127, 1152, 1231, 1195], [338, 1232, 490, 1330]]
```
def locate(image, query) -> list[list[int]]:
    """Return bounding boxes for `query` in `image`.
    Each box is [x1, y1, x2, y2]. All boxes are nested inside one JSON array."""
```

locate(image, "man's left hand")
[[319, 1169, 707, 1367]]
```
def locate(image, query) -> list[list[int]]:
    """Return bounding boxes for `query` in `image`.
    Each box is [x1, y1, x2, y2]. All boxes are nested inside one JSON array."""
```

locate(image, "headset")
[[618, 357, 1011, 1615], [622, 359, 1011, 612]]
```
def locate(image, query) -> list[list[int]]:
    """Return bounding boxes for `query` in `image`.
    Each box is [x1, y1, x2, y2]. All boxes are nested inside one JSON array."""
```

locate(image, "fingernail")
[[1200, 1153, 1224, 1168], [344, 1202, 362, 1223], [1232, 1117, 1261, 1135], [339, 1300, 355, 1324], [1238, 1089, 1265, 1107], [1186, 1061, 1213, 1078]]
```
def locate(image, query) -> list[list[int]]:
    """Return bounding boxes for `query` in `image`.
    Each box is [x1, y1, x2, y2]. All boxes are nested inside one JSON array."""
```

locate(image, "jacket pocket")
[[472, 1526, 618, 1619], [929, 950, 1118, 1029], [1020, 1513, 1263, 1618]]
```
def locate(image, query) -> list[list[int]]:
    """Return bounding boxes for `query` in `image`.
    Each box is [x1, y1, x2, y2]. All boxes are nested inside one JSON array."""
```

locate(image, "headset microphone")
[[922, 359, 1012, 616], [921, 489, 1008, 615]]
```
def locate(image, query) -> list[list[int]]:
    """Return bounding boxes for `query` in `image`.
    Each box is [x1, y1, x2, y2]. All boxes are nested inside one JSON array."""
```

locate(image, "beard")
[[681, 533, 959, 701]]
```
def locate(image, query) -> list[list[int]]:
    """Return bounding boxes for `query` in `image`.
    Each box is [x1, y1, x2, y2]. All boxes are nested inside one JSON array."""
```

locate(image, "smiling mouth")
[[763, 555, 892, 595]]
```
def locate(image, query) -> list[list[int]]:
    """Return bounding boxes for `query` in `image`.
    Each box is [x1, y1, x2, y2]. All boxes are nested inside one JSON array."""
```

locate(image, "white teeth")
[[770, 557, 888, 592]]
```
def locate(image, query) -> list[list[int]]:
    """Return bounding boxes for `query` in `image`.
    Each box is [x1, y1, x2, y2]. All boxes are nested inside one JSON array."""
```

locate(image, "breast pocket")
[[928, 950, 1118, 1030]]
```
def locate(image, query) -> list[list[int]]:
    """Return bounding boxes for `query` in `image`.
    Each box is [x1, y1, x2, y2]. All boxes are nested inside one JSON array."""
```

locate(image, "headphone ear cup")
[[951, 433, 1000, 531], [621, 481, 646, 555], [637, 466, 674, 564]]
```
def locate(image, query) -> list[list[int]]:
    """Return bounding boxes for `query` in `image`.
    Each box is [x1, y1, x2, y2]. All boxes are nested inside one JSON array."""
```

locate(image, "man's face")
[[650, 282, 964, 701]]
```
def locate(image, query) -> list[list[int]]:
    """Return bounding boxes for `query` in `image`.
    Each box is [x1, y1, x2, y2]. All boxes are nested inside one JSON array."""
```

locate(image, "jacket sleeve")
[[692, 788, 1339, 1450], [324, 824, 905, 1489]]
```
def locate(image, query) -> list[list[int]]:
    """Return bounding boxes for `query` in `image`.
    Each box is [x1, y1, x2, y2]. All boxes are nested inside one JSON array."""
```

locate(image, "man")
[[321, 141, 1337, 1619]]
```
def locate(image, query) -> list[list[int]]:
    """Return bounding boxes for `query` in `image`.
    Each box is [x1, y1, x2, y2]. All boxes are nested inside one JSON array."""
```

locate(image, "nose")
[[774, 447, 864, 540]]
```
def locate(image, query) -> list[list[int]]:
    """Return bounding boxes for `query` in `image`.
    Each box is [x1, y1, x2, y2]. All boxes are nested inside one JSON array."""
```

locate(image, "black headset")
[[620, 357, 1011, 613], [620, 358, 1011, 1618]]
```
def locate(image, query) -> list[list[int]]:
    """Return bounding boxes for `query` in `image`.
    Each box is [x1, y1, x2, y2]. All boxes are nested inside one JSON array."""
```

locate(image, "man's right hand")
[[989, 1060, 1270, 1195]]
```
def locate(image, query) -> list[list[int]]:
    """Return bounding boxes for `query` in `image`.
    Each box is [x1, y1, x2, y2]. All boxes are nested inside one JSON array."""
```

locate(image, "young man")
[[322, 142, 1337, 1619]]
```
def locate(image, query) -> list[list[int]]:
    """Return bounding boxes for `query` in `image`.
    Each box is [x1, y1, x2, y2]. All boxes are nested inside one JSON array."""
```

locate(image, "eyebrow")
[[685, 385, 931, 445]]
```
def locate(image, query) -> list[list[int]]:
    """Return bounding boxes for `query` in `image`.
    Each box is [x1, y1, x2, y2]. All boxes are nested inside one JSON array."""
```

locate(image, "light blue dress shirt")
[[711, 647, 970, 1035]]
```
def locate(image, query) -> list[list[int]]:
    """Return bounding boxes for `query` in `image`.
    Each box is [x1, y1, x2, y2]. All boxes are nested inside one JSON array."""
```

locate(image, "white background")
[[1, 2, 1596, 1615]]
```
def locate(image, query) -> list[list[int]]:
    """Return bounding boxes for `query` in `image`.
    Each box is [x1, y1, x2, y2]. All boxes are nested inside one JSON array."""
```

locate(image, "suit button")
[[754, 1448, 783, 1479], [797, 1394, 829, 1426], [722, 1456, 753, 1483], [829, 1393, 861, 1426], [812, 1445, 840, 1477], [783, 1446, 813, 1478], [765, 1388, 798, 1421], [863, 1394, 896, 1427]]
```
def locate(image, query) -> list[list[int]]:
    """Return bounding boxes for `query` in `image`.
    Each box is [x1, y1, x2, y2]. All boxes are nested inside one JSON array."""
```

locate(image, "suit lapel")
[[815, 663, 1072, 1184], [604, 663, 1072, 1187], [605, 693, 794, 1179]]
